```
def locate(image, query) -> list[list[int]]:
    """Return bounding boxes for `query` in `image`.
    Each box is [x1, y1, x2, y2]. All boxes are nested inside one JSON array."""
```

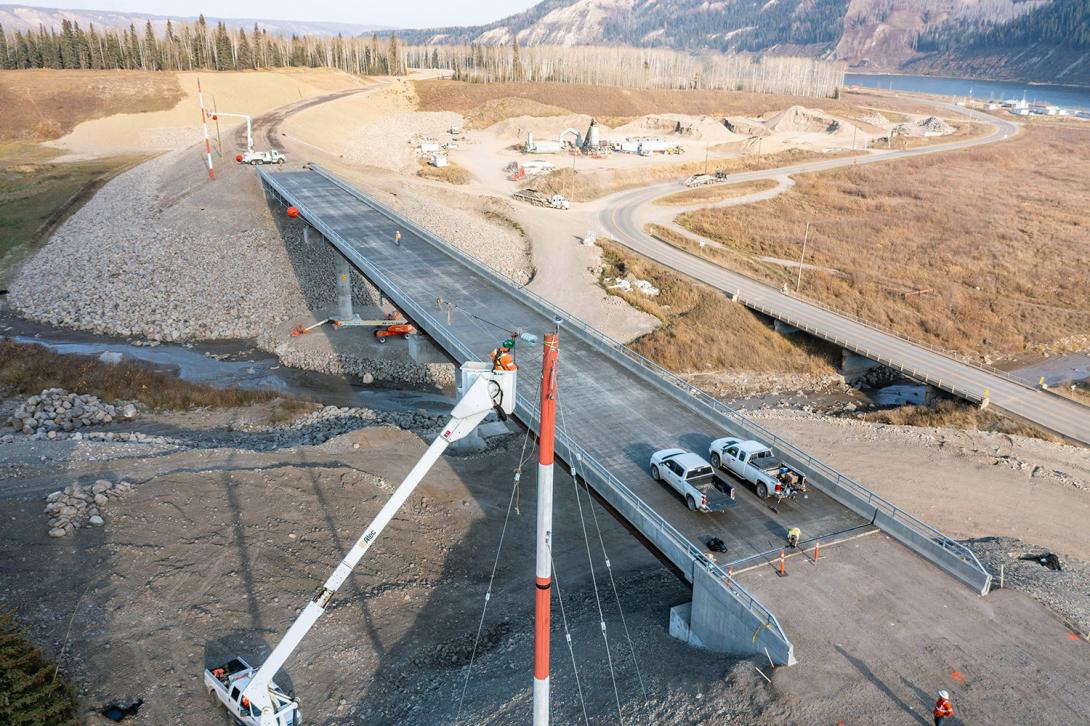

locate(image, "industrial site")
[[1, 10, 1089, 726]]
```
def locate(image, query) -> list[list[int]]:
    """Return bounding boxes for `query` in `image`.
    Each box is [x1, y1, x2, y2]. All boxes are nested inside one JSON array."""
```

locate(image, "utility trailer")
[[513, 189, 571, 210], [650, 448, 735, 512], [708, 437, 807, 504]]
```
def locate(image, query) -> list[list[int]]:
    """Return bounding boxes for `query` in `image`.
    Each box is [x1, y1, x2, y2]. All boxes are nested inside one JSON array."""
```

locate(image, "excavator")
[[203, 357, 517, 725]]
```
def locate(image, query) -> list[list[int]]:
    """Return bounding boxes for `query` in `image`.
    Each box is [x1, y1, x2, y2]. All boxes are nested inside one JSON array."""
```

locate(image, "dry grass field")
[[655, 179, 780, 205], [416, 158, 473, 184], [0, 70, 183, 141], [864, 399, 1059, 442], [675, 124, 1090, 357], [597, 240, 836, 375]]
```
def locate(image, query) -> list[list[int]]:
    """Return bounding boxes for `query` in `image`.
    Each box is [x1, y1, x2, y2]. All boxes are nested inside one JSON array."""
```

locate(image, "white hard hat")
[[938, 690, 949, 699]]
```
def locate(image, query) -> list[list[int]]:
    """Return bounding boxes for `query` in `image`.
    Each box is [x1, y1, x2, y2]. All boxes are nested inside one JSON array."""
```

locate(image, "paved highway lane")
[[597, 106, 1090, 445]]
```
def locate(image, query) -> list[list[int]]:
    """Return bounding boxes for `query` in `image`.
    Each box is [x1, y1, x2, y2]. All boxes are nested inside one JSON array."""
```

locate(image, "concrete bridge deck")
[[259, 164, 992, 665]]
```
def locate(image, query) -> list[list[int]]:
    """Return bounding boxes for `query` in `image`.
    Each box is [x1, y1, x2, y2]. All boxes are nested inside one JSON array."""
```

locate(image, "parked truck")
[[707, 437, 807, 503], [205, 657, 300, 725], [649, 448, 735, 511], [513, 189, 571, 210]]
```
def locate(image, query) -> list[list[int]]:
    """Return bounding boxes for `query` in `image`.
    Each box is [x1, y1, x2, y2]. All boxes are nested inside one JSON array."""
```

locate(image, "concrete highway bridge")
[[259, 164, 994, 667]]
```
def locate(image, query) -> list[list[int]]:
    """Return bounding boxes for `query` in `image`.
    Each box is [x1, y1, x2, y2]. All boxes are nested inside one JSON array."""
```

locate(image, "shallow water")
[[4, 313, 453, 414]]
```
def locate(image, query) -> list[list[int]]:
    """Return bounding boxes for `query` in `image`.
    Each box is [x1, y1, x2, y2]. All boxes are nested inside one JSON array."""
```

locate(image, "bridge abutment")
[[669, 564, 796, 665]]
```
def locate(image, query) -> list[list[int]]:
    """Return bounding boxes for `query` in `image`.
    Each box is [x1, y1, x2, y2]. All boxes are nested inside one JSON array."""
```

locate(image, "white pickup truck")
[[205, 657, 301, 725], [650, 448, 735, 511], [708, 437, 808, 503]]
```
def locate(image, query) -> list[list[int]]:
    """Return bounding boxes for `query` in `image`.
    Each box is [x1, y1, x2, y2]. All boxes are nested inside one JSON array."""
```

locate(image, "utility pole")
[[197, 77, 215, 180], [796, 222, 810, 293], [533, 330, 559, 726], [213, 95, 223, 161]]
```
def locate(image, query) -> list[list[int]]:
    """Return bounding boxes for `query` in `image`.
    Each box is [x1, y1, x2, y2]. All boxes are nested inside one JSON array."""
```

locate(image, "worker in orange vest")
[[491, 338, 517, 372], [394, 230, 401, 246], [933, 690, 954, 726]]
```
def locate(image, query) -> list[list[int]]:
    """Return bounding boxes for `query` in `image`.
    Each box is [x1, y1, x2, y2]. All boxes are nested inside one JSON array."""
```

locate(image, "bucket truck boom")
[[210, 110, 287, 165], [203, 360, 517, 726]]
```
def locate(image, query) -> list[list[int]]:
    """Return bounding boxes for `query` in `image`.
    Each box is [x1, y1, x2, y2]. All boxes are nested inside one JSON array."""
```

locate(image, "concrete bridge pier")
[[842, 350, 880, 380], [334, 251, 356, 322], [669, 565, 795, 665], [773, 319, 799, 335]]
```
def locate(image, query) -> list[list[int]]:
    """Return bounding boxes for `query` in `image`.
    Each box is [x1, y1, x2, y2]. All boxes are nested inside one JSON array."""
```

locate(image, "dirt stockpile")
[[343, 110, 463, 173], [488, 112, 596, 141]]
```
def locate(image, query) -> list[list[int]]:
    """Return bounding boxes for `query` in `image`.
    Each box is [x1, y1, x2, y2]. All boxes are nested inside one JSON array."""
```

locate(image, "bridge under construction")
[[258, 164, 993, 667]]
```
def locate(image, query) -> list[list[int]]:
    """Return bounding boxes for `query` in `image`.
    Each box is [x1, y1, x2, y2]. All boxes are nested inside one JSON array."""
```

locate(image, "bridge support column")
[[669, 564, 795, 665], [841, 350, 880, 384], [773, 319, 799, 335], [334, 252, 355, 322]]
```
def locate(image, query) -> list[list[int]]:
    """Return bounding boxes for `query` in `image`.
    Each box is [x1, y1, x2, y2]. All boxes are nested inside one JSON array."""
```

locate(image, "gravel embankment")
[[9, 151, 308, 341], [375, 184, 533, 284], [966, 536, 1090, 636], [8, 150, 457, 386]]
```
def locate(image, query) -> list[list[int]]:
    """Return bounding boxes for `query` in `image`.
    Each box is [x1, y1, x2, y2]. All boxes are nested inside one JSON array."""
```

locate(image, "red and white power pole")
[[197, 77, 215, 180], [534, 331, 559, 725]]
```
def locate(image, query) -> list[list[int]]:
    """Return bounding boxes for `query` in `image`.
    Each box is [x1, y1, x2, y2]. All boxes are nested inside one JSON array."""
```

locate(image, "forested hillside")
[[398, 0, 851, 54], [0, 16, 406, 73], [919, 0, 1090, 50]]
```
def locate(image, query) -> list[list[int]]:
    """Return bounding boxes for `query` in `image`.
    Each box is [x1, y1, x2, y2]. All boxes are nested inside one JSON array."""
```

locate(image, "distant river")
[[845, 73, 1090, 111]]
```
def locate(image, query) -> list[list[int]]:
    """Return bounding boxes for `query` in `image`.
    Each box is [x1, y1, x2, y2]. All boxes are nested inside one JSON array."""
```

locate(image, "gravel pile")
[[9, 151, 311, 341], [377, 187, 533, 284], [966, 536, 1090, 636], [5, 389, 137, 439], [43, 479, 133, 537]]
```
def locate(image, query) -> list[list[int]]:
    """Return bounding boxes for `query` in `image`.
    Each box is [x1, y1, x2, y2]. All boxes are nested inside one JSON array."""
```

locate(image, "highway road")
[[597, 105, 1090, 445]]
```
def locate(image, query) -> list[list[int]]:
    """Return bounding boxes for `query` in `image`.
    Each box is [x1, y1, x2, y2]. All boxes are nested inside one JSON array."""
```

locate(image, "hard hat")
[[938, 690, 949, 699], [503, 338, 516, 349]]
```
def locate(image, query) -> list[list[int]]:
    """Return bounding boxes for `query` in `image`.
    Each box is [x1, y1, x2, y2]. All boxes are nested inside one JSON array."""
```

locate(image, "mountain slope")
[[0, 4, 389, 37], [398, 0, 1087, 83]]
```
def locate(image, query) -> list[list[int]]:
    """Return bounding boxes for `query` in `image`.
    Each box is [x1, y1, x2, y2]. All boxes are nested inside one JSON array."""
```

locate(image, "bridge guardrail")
[[259, 167, 793, 652], [279, 166, 991, 595]]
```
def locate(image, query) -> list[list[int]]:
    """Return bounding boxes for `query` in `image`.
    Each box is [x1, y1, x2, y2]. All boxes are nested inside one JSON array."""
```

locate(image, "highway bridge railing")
[[259, 166, 795, 661], [274, 165, 992, 598]]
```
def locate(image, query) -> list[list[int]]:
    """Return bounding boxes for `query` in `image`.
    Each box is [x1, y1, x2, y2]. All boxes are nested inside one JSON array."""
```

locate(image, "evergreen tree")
[[236, 27, 253, 69], [59, 18, 76, 68], [144, 21, 160, 70], [0, 24, 9, 70], [126, 23, 141, 69]]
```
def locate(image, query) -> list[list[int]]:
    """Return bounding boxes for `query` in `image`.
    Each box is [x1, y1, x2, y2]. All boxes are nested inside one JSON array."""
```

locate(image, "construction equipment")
[[204, 359, 518, 725], [290, 317, 413, 337], [513, 189, 571, 210], [683, 170, 729, 187], [211, 111, 287, 165]]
